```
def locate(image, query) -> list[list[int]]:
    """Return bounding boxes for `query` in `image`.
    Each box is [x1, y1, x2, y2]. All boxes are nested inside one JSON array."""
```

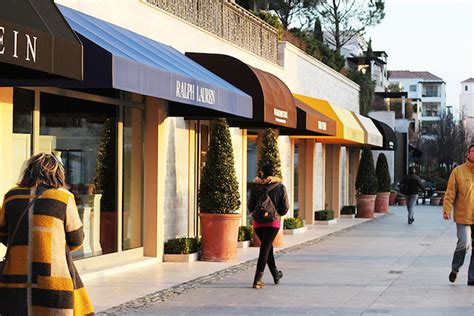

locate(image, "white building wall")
[[460, 82, 474, 116], [313, 143, 324, 212], [279, 43, 360, 112], [278, 136, 294, 211]]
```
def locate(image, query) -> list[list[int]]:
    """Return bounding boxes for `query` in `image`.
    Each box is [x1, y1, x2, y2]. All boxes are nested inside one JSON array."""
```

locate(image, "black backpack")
[[252, 183, 279, 224]]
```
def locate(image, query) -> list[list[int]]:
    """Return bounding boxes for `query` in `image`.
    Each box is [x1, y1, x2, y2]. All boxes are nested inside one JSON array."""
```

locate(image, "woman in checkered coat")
[[0, 153, 94, 315]]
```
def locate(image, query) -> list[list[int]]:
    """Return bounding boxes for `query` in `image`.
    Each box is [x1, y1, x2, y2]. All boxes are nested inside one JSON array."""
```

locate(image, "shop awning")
[[56, 5, 252, 118], [352, 113, 383, 147], [0, 0, 82, 80], [370, 119, 397, 150], [184, 53, 296, 129], [293, 94, 364, 144], [288, 97, 336, 135]]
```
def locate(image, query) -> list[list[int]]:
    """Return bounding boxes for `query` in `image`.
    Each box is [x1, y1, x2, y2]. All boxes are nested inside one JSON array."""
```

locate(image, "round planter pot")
[[430, 197, 441, 206], [397, 197, 406, 206], [199, 213, 241, 262], [356, 194, 376, 218], [389, 192, 397, 205], [375, 192, 390, 213]]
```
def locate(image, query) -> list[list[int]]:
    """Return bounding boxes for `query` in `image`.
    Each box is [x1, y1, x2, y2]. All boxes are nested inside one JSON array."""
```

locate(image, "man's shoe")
[[408, 218, 414, 224], [467, 281, 474, 286], [449, 272, 457, 283]]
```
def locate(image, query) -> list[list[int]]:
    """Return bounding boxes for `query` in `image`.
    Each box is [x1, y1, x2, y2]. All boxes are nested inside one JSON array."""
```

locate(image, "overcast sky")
[[365, 0, 473, 111]]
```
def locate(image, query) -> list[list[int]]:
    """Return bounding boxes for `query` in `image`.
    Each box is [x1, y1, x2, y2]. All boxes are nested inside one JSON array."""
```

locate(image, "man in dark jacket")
[[400, 166, 425, 224]]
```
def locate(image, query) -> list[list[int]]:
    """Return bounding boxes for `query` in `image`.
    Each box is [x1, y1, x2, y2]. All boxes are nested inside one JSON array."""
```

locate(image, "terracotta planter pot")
[[430, 197, 441, 206], [389, 192, 397, 205], [355, 194, 376, 218], [375, 192, 390, 213], [199, 213, 241, 262], [397, 197, 406, 206]]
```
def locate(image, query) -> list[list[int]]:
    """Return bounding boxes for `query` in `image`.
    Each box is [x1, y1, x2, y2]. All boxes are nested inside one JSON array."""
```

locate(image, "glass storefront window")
[[294, 143, 299, 216], [12, 88, 34, 184], [246, 139, 257, 225], [40, 92, 118, 258], [122, 107, 144, 250]]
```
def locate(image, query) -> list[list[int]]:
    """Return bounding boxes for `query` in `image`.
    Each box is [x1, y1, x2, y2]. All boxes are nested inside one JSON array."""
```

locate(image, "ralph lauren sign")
[[0, 19, 52, 73], [175, 80, 216, 105]]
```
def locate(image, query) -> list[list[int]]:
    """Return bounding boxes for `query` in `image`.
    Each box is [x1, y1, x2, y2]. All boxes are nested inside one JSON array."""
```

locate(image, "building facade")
[[388, 70, 446, 136], [460, 78, 474, 139]]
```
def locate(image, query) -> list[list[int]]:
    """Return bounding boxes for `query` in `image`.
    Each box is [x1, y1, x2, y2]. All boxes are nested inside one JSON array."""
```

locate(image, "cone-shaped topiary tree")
[[375, 153, 391, 193], [198, 118, 240, 214], [257, 128, 282, 179], [355, 148, 377, 195]]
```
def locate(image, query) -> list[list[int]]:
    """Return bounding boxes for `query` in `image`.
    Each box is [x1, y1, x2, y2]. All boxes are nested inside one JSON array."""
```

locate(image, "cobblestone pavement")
[[100, 205, 474, 315]]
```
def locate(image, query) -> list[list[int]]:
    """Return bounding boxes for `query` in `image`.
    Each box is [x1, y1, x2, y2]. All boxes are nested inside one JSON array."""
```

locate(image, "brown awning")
[[293, 97, 336, 135], [185, 53, 296, 129], [0, 0, 82, 80]]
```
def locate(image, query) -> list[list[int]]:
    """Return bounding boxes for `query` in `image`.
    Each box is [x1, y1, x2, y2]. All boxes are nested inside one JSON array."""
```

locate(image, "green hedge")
[[238, 225, 254, 242], [314, 209, 335, 221], [341, 205, 356, 215], [284, 218, 304, 229], [164, 237, 200, 254]]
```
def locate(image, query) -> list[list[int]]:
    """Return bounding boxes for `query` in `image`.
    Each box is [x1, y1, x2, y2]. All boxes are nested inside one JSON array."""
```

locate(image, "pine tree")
[[198, 118, 240, 213], [375, 153, 391, 192], [257, 128, 282, 179], [355, 148, 377, 195]]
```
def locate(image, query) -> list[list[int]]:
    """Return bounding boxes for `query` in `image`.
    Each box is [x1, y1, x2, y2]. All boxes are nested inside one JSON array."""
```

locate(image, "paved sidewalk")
[[84, 214, 382, 312], [97, 205, 474, 315]]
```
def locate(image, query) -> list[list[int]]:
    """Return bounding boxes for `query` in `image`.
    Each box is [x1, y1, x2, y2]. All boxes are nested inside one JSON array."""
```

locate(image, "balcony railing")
[[145, 0, 278, 63]]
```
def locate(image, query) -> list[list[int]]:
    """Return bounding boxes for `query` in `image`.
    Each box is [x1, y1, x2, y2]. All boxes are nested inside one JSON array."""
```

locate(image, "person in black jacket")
[[400, 166, 425, 224], [248, 164, 289, 289]]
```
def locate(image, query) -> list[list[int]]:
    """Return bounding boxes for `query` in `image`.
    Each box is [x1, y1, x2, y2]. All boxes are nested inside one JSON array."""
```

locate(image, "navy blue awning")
[[55, 5, 252, 118]]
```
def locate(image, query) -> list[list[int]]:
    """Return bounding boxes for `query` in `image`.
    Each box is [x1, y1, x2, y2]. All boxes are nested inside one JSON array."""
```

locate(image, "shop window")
[[122, 107, 144, 250], [12, 88, 34, 184], [246, 137, 257, 225], [294, 142, 299, 217], [40, 92, 118, 258]]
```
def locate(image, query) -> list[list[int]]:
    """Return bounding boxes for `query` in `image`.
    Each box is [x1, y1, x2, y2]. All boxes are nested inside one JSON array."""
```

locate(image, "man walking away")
[[400, 166, 424, 224], [443, 144, 474, 285]]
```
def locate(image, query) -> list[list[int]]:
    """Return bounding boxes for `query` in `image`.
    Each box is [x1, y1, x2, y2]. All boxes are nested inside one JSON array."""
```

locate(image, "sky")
[[365, 0, 473, 112]]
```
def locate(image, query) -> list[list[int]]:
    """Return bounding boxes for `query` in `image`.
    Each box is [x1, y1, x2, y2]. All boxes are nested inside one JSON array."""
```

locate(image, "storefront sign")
[[318, 120, 327, 131], [175, 80, 216, 105], [274, 108, 288, 124], [0, 19, 52, 73]]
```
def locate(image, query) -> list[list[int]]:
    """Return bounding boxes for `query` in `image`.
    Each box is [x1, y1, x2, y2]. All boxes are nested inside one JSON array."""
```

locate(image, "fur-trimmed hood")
[[253, 176, 282, 185]]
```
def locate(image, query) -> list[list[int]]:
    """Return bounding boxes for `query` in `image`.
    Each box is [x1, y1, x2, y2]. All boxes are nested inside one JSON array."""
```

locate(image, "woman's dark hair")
[[408, 166, 416, 174], [259, 164, 275, 179], [19, 153, 66, 189]]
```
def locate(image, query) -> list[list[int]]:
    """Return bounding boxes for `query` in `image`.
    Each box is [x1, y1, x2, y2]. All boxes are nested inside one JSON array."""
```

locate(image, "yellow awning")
[[293, 94, 364, 144], [352, 112, 383, 147]]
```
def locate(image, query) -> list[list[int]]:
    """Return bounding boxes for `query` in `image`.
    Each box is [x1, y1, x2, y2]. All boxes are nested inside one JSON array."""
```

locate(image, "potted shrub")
[[396, 193, 407, 206], [389, 189, 398, 205], [314, 209, 336, 225], [434, 178, 448, 204], [283, 218, 306, 235], [341, 205, 356, 219], [163, 237, 200, 262], [237, 225, 254, 248], [355, 148, 377, 218], [374, 153, 391, 213], [198, 118, 241, 262]]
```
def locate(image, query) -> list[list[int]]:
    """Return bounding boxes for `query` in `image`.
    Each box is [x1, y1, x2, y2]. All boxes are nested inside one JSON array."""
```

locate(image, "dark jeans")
[[254, 227, 280, 273], [452, 224, 474, 282]]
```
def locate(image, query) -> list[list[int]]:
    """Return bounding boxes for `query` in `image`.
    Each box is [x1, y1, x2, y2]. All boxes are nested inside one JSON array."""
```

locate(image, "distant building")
[[388, 71, 446, 136], [324, 32, 368, 59], [460, 78, 474, 139]]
